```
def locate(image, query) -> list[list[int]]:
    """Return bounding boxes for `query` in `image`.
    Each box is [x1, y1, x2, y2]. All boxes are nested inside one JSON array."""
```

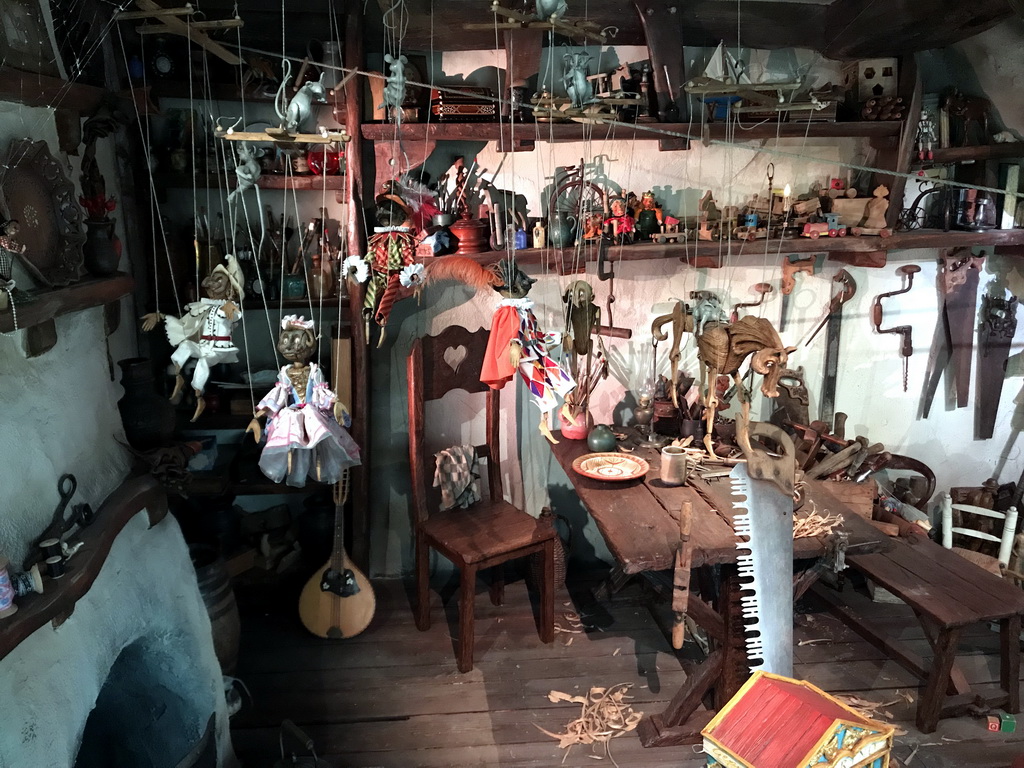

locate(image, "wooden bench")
[[812, 531, 1024, 733]]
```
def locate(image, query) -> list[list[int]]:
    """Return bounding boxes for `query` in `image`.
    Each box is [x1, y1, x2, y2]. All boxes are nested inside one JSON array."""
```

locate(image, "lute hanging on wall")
[[298, 480, 375, 639]]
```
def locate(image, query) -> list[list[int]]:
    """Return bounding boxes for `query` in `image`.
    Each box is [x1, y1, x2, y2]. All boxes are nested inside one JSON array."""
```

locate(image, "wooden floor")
[[230, 572, 1024, 768]]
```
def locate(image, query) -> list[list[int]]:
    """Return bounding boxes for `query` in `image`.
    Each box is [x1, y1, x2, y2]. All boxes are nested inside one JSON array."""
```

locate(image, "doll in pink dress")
[[246, 316, 360, 487]]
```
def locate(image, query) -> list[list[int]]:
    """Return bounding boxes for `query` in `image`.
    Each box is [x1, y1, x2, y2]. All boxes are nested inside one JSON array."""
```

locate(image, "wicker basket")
[[528, 507, 573, 589]]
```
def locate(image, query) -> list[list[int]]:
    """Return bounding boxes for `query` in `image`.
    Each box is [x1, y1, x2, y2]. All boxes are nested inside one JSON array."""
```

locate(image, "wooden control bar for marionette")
[[117, 1, 242, 66]]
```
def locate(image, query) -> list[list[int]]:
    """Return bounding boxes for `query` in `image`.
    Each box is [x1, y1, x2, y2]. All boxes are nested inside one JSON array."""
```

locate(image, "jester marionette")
[[246, 315, 361, 488], [360, 188, 418, 344], [141, 254, 245, 422]]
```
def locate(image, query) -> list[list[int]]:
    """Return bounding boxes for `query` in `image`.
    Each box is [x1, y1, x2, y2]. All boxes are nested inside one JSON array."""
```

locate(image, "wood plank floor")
[[229, 573, 1024, 767]]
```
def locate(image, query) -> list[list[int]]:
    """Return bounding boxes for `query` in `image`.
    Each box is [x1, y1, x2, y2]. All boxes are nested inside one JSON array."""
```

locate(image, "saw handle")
[[781, 256, 815, 295]]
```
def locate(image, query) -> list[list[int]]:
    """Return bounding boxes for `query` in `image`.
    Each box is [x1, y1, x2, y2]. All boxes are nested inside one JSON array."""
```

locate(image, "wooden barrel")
[[189, 545, 240, 675]]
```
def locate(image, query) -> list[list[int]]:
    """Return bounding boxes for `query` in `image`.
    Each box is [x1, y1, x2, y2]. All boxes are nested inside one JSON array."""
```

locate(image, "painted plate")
[[572, 453, 649, 482]]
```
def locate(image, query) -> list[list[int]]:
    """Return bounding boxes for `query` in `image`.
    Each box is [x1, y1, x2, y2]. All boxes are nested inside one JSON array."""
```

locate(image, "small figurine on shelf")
[[0, 219, 34, 310], [604, 194, 635, 244], [851, 185, 892, 237], [634, 191, 663, 241], [140, 254, 245, 422], [582, 211, 605, 241], [481, 261, 576, 444], [246, 315, 361, 488], [916, 111, 937, 161]]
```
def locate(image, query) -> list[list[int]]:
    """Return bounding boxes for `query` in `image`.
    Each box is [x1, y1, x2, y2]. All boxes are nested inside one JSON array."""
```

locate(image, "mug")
[[660, 445, 690, 487]]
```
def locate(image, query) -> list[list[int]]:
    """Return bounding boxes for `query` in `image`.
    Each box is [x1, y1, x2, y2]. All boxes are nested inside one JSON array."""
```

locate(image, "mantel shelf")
[[447, 228, 1024, 270], [0, 273, 135, 334], [0, 476, 166, 662], [360, 119, 902, 148]]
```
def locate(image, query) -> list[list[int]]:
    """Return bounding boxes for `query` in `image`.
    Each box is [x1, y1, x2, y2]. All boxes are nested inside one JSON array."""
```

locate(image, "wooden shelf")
[[0, 477, 166, 661], [360, 119, 902, 146], [152, 79, 346, 108], [0, 66, 111, 113], [445, 228, 1024, 270], [243, 295, 350, 310], [928, 143, 1024, 164], [0, 273, 135, 333], [155, 173, 345, 190]]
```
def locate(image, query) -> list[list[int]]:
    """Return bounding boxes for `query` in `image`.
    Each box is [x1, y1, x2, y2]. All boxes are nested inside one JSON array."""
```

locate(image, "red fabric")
[[481, 305, 520, 389], [710, 676, 874, 768]]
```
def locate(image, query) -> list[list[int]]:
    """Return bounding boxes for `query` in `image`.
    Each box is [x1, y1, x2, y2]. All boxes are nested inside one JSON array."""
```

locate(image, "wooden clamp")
[[870, 264, 920, 391], [671, 500, 693, 650]]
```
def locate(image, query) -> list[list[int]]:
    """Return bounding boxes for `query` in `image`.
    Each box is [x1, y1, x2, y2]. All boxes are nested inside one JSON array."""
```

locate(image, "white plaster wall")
[[366, 44, 1024, 577]]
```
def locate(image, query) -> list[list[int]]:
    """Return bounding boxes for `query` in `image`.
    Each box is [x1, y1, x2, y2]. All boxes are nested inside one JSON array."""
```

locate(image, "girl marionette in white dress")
[[246, 315, 361, 487]]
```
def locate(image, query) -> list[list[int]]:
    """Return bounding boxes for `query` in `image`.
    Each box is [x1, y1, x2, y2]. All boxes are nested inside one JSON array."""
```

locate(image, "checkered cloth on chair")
[[433, 445, 480, 510]]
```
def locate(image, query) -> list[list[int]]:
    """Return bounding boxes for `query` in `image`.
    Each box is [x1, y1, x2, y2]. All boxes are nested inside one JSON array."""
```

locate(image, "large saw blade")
[[730, 461, 794, 678]]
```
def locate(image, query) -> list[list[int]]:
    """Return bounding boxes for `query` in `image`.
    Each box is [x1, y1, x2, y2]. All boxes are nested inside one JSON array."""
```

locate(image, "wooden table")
[[548, 433, 887, 747]]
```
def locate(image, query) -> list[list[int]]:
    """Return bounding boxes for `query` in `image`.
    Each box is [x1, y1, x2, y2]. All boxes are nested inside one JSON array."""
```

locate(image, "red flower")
[[80, 193, 117, 220]]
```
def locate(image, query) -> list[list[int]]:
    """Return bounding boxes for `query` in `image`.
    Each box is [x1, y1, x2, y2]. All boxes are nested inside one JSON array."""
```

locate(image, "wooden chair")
[[940, 491, 1019, 576], [407, 326, 556, 672]]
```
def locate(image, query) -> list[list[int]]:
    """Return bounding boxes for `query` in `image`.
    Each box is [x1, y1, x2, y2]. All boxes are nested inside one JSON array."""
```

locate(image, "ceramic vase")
[[548, 211, 576, 249], [117, 357, 176, 451], [587, 424, 618, 452], [559, 410, 589, 440], [83, 218, 121, 276]]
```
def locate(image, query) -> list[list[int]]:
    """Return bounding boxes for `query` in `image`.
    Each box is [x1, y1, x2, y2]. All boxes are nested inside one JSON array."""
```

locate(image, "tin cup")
[[660, 445, 690, 487]]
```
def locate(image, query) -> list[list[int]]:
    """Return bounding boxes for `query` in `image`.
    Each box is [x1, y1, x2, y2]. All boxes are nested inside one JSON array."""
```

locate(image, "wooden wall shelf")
[[928, 143, 1024, 164], [361, 119, 902, 150], [444, 228, 1024, 271], [0, 476, 166, 662], [0, 66, 110, 113], [156, 173, 345, 191], [0, 273, 135, 334]]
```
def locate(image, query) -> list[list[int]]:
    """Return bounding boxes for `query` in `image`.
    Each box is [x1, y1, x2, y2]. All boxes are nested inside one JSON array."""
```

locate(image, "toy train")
[[801, 213, 847, 239]]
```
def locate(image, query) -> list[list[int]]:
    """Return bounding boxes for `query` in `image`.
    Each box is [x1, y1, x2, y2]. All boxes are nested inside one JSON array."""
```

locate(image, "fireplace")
[[0, 478, 237, 767]]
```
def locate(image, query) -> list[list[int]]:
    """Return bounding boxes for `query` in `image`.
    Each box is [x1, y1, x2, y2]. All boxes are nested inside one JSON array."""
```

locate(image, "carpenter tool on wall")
[[921, 249, 985, 417], [804, 270, 857, 430], [779, 255, 815, 332], [976, 292, 1018, 439], [730, 282, 774, 322], [870, 264, 921, 392]]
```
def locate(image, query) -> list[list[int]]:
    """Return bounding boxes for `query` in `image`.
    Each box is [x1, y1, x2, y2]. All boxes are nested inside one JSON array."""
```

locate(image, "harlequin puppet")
[[140, 254, 245, 422], [362, 189, 417, 345], [480, 262, 576, 444], [246, 315, 360, 487]]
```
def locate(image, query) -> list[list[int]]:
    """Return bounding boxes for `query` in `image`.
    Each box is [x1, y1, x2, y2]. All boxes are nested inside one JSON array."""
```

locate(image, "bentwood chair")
[[407, 326, 555, 672]]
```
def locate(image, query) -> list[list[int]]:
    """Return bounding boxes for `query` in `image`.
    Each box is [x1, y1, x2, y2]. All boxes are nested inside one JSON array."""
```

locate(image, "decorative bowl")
[[572, 453, 649, 482]]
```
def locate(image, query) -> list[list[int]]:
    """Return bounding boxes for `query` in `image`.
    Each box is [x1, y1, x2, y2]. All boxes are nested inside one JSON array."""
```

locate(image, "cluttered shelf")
[[0, 273, 135, 333], [927, 142, 1024, 164], [155, 173, 345, 191], [360, 119, 903, 145], [449, 228, 1024, 270]]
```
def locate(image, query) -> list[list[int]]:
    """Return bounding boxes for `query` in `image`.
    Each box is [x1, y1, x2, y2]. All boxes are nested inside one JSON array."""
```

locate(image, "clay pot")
[[587, 424, 618, 453], [83, 218, 121, 276], [117, 358, 176, 451], [559, 410, 589, 440]]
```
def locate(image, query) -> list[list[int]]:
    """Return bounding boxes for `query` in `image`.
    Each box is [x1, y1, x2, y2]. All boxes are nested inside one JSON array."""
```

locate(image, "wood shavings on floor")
[[536, 683, 643, 766], [835, 692, 910, 735]]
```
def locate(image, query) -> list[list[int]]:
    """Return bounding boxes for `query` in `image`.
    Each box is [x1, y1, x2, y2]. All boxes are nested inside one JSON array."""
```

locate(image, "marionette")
[[246, 315, 360, 487], [604, 194, 634, 244], [357, 187, 418, 345], [0, 220, 34, 309], [140, 254, 245, 422]]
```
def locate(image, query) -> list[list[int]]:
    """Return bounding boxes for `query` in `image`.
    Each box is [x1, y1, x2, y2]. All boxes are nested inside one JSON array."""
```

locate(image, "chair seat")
[[422, 500, 556, 564], [951, 546, 1003, 577]]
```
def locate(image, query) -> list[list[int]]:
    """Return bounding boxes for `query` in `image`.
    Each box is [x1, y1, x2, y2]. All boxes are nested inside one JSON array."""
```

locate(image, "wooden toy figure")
[[604, 194, 635, 243], [635, 191, 663, 241], [916, 111, 937, 161], [246, 315, 360, 487], [140, 254, 245, 422], [481, 261, 576, 444]]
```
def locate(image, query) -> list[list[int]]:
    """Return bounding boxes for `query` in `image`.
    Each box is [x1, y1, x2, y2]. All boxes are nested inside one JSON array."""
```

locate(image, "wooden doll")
[[246, 315, 360, 487], [480, 261, 576, 444], [140, 254, 245, 422]]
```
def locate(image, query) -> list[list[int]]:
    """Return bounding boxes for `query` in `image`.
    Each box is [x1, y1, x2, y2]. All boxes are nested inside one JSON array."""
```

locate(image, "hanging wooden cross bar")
[[215, 126, 351, 145], [463, 1, 608, 44], [118, 0, 243, 66], [136, 19, 244, 34]]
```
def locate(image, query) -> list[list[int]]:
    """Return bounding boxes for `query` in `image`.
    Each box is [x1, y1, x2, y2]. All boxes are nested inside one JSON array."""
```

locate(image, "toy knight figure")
[[480, 262, 576, 444], [246, 315, 360, 487], [140, 254, 245, 422], [916, 111, 937, 161]]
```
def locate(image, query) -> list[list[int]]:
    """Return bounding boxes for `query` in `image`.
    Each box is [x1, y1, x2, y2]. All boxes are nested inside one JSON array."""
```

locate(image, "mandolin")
[[298, 483, 375, 639]]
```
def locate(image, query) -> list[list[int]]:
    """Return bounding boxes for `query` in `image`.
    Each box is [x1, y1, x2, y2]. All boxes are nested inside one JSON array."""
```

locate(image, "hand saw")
[[730, 419, 797, 677]]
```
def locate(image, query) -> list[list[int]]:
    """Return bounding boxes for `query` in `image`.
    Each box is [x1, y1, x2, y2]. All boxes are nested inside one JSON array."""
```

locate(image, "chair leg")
[[916, 626, 962, 733], [415, 532, 430, 632], [458, 564, 478, 673], [540, 539, 555, 644], [489, 564, 505, 606], [1001, 615, 1022, 714]]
